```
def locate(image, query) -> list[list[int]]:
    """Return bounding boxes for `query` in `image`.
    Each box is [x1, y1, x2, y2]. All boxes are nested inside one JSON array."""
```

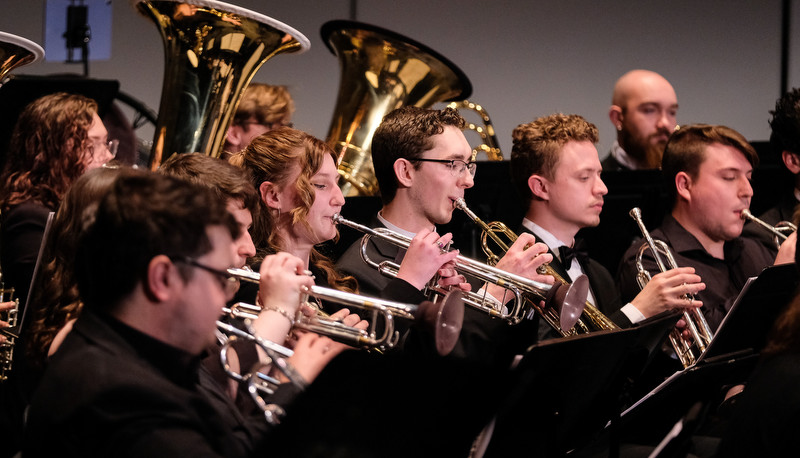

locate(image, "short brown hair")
[[372, 106, 465, 204], [232, 83, 294, 127], [510, 113, 599, 203], [662, 124, 758, 206], [159, 153, 259, 218]]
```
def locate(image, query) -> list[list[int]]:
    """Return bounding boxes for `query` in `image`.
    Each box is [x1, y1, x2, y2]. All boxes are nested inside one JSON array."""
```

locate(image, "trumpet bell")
[[552, 275, 590, 331], [419, 291, 464, 356], [321, 20, 472, 196], [134, 0, 310, 168]]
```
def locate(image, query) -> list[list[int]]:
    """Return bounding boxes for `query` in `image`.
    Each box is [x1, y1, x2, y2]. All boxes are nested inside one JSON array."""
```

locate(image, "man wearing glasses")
[[337, 106, 553, 361], [23, 171, 310, 456]]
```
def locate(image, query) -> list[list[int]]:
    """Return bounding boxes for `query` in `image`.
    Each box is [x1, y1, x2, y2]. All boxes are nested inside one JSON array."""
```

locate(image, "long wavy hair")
[[228, 127, 357, 293], [0, 92, 97, 211], [25, 167, 125, 366]]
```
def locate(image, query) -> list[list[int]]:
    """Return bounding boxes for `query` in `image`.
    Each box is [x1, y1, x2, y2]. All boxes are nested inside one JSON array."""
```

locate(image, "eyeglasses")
[[172, 256, 239, 300], [412, 158, 477, 178], [89, 139, 119, 159]]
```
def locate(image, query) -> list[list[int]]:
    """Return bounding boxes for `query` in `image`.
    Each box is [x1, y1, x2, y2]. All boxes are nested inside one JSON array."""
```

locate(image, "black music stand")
[[266, 350, 506, 458], [480, 313, 679, 458], [618, 263, 799, 445]]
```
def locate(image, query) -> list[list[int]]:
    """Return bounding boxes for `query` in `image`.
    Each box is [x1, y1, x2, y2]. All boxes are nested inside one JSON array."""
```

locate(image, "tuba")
[[454, 198, 619, 336], [134, 0, 310, 169], [321, 20, 472, 196], [630, 207, 713, 368]]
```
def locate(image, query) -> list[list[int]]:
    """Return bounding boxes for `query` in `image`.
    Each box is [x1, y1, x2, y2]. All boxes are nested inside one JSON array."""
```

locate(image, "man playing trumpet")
[[509, 113, 704, 335], [617, 124, 777, 332], [337, 106, 554, 360]]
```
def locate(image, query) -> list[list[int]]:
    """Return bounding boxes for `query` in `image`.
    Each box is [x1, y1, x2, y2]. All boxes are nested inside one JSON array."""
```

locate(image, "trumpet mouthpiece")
[[453, 197, 466, 210], [629, 207, 642, 219], [331, 213, 341, 224], [740, 209, 752, 220]]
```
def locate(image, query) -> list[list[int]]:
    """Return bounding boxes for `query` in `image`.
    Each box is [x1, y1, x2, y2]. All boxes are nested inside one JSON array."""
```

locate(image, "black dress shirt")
[[617, 214, 775, 332], [23, 309, 270, 458]]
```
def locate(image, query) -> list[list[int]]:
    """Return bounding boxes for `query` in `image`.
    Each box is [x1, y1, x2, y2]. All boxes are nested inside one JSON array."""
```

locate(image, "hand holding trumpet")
[[630, 266, 705, 319]]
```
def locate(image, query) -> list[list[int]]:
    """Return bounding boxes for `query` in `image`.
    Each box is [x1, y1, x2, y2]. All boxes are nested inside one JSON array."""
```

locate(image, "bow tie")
[[558, 240, 588, 265]]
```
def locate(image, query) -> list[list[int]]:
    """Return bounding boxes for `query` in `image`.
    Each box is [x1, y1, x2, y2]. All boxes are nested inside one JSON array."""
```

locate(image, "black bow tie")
[[558, 240, 588, 265]]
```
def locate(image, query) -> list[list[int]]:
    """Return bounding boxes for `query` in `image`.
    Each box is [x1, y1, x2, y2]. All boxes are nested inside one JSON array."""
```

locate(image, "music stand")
[[618, 263, 799, 444], [480, 313, 679, 458]]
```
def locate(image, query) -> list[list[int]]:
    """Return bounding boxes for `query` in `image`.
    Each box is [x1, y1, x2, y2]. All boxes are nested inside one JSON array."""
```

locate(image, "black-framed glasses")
[[172, 256, 239, 300], [412, 158, 477, 178], [240, 121, 294, 130]]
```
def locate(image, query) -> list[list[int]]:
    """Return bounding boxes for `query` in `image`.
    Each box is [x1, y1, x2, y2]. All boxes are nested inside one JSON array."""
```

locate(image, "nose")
[[740, 176, 753, 199], [460, 170, 475, 189], [331, 183, 345, 207], [238, 230, 256, 260], [657, 111, 676, 131], [595, 176, 608, 196]]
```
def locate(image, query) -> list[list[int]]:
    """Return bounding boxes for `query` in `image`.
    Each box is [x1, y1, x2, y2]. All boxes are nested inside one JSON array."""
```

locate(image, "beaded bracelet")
[[256, 295, 296, 327]]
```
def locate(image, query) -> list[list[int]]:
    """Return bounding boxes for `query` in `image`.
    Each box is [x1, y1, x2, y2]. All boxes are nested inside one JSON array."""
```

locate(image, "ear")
[[144, 255, 175, 302], [226, 125, 244, 150], [528, 174, 549, 200], [259, 181, 281, 211], [609, 105, 624, 131], [393, 159, 414, 188], [675, 171, 692, 202], [782, 150, 800, 174]]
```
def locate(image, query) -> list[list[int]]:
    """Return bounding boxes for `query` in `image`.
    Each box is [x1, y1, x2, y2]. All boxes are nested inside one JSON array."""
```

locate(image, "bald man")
[[603, 69, 679, 171]]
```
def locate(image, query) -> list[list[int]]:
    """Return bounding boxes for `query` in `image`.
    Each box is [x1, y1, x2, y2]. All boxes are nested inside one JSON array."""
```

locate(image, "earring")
[[616, 124, 622, 131]]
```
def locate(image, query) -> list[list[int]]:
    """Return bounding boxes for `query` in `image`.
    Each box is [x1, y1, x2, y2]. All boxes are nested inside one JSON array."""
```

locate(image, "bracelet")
[[256, 295, 296, 327]]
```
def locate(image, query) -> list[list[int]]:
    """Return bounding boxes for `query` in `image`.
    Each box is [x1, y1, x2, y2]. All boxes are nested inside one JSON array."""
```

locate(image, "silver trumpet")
[[741, 208, 797, 250], [629, 207, 714, 368], [216, 314, 303, 425], [331, 213, 589, 328], [227, 268, 464, 356]]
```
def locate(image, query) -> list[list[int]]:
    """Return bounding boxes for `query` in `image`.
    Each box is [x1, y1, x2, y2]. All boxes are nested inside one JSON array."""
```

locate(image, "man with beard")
[[603, 69, 678, 171]]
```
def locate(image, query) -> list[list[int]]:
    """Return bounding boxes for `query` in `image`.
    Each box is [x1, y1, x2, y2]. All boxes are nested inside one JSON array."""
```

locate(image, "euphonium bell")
[[321, 20, 472, 196], [0, 32, 44, 85], [134, 0, 310, 169]]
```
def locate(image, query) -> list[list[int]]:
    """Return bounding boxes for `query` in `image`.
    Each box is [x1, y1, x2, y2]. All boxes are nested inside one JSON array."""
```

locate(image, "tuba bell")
[[321, 20, 472, 196], [134, 0, 310, 169], [0, 32, 44, 85]]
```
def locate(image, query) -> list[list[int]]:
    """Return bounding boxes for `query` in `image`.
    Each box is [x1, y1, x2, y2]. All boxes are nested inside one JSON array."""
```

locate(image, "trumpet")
[[453, 198, 619, 336], [331, 213, 588, 329], [216, 316, 303, 425], [629, 207, 714, 368], [226, 268, 464, 356], [741, 208, 797, 250]]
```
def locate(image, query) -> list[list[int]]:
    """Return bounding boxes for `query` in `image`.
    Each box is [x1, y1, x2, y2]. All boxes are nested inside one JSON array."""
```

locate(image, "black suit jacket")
[[519, 226, 632, 329]]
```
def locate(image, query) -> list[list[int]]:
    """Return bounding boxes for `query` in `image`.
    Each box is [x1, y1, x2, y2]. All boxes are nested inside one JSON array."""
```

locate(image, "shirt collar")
[[521, 218, 573, 262], [377, 210, 434, 238], [609, 140, 640, 171], [661, 214, 744, 262]]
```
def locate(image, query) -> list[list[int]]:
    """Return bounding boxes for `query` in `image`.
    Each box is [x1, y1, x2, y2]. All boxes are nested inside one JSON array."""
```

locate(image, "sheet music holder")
[[481, 313, 679, 458], [16, 211, 56, 337], [619, 263, 799, 444]]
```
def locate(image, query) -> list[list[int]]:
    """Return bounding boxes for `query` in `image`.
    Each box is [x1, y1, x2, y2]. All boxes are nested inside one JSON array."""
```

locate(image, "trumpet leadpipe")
[[741, 208, 795, 240]]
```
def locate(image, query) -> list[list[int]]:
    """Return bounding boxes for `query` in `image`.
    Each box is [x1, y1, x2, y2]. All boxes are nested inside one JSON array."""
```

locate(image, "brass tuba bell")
[[321, 20, 472, 196], [0, 31, 44, 85], [134, 0, 310, 169]]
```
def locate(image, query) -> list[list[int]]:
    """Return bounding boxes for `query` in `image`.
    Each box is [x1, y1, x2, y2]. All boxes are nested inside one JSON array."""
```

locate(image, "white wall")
[[0, 0, 793, 157]]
